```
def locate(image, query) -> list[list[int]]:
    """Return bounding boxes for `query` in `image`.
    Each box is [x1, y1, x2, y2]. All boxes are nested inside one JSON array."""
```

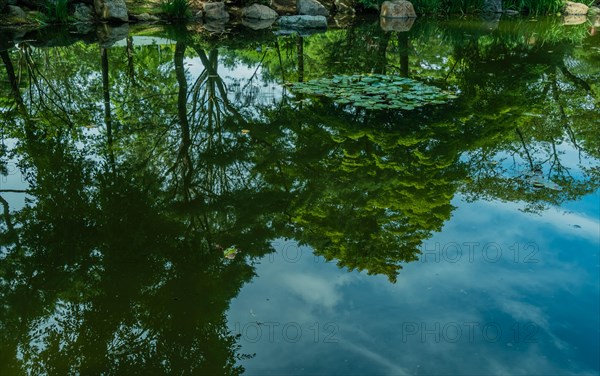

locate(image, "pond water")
[[0, 16, 599, 375]]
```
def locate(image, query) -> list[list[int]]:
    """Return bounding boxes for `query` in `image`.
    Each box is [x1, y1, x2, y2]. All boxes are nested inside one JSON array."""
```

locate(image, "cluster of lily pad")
[[290, 74, 457, 110]]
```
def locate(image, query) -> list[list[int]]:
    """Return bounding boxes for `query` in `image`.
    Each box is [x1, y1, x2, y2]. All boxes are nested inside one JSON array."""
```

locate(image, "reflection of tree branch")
[[515, 127, 534, 170], [23, 48, 75, 128], [243, 49, 268, 91], [192, 46, 243, 122], [558, 63, 594, 98], [551, 69, 580, 151]]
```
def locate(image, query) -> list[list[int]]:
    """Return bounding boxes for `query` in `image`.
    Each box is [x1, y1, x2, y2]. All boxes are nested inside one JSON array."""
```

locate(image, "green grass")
[[45, 0, 69, 23], [160, 0, 191, 19], [502, 0, 566, 14]]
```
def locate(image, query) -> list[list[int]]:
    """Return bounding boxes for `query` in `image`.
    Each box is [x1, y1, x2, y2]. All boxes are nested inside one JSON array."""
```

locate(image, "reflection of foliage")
[[0, 19, 598, 372], [291, 74, 457, 110]]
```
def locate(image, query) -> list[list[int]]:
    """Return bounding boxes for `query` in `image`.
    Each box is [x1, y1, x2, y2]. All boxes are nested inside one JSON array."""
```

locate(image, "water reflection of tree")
[[443, 19, 600, 210], [0, 41, 270, 375], [0, 22, 599, 372], [251, 101, 467, 282]]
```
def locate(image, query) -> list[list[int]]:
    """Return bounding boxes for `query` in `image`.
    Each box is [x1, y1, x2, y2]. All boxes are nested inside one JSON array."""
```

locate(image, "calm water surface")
[[0, 16, 599, 375]]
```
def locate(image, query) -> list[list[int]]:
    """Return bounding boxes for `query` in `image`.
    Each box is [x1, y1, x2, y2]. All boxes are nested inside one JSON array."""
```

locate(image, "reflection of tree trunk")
[[1, 51, 23, 109], [398, 33, 409, 77], [296, 36, 304, 82], [550, 70, 580, 150], [1, 50, 34, 136], [101, 48, 112, 146], [101, 48, 116, 171], [375, 33, 390, 75], [126, 36, 135, 84], [1, 51, 28, 120], [193, 46, 242, 120], [275, 38, 286, 83], [0, 195, 18, 245], [174, 41, 193, 200]]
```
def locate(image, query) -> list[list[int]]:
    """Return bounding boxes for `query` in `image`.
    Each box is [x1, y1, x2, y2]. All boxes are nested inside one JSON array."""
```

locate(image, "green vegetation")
[[0, 18, 597, 371], [502, 0, 565, 14], [45, 0, 69, 23], [160, 0, 191, 19]]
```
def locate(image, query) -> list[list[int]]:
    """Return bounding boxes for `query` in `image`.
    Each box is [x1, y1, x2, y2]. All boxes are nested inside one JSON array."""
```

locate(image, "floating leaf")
[[223, 246, 239, 260]]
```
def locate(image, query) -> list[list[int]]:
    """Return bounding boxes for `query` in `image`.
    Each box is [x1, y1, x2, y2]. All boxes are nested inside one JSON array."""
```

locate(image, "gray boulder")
[[380, 0, 416, 18], [278, 15, 327, 28], [297, 0, 329, 16], [203, 2, 229, 20], [242, 4, 278, 19], [73, 4, 95, 23], [94, 0, 129, 22]]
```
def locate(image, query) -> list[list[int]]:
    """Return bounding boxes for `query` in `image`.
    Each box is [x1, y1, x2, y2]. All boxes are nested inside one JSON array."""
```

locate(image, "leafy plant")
[[291, 74, 457, 110], [45, 0, 69, 23], [161, 0, 191, 19], [502, 0, 565, 14]]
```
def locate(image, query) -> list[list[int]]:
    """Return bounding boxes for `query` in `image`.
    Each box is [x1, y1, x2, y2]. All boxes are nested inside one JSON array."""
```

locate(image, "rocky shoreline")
[[0, 0, 598, 35]]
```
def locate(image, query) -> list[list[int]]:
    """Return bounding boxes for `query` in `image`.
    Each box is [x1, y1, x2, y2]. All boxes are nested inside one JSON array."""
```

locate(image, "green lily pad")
[[291, 74, 456, 110]]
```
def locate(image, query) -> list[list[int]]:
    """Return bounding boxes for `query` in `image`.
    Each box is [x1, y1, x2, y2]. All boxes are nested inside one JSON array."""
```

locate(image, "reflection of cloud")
[[281, 273, 352, 310], [339, 341, 408, 375], [498, 299, 567, 350], [228, 198, 599, 375]]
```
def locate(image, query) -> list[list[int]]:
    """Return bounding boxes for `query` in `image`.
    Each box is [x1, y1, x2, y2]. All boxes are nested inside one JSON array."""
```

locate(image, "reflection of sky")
[[227, 194, 600, 375]]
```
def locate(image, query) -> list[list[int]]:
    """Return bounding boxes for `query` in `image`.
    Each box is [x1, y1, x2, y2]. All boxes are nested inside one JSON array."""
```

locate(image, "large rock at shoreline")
[[562, 14, 587, 25], [94, 0, 129, 22], [203, 2, 229, 20], [73, 4, 95, 23], [278, 15, 327, 28], [562, 1, 589, 15], [380, 0, 416, 18], [297, 0, 329, 16], [242, 4, 278, 19]]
